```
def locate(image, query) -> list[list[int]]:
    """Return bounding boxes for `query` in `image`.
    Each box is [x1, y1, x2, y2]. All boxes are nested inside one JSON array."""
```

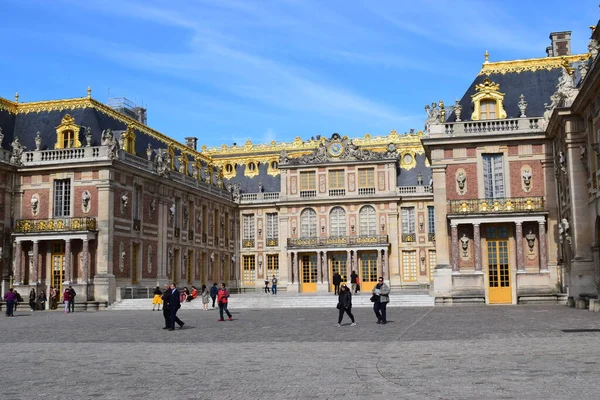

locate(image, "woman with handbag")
[[336, 284, 356, 327]]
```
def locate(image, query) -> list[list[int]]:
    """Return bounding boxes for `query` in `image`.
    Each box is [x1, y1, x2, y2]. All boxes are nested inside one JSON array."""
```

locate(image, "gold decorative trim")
[[400, 151, 417, 171], [471, 78, 507, 121], [479, 53, 589, 76], [244, 161, 259, 178], [122, 124, 136, 154], [0, 95, 211, 163]]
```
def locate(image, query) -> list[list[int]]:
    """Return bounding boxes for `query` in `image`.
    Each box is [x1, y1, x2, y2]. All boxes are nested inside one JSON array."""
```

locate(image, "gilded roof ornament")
[[15, 92, 19, 103], [484, 50, 489, 64], [475, 78, 500, 92], [478, 53, 589, 75], [87, 86, 92, 99]]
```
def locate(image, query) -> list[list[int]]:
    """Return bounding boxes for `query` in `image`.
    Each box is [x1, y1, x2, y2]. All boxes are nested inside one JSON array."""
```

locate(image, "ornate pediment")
[[279, 133, 398, 166]]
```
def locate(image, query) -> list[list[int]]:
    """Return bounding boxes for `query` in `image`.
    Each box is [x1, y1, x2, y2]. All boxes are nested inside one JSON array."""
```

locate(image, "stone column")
[[82, 239, 90, 283], [516, 222, 524, 272], [473, 224, 482, 271], [32, 240, 39, 283], [382, 248, 389, 279], [346, 250, 352, 283], [451, 223, 459, 272], [64, 239, 72, 284], [316, 251, 322, 283], [14, 241, 22, 285], [377, 249, 382, 278], [539, 220, 548, 272], [322, 251, 328, 284]]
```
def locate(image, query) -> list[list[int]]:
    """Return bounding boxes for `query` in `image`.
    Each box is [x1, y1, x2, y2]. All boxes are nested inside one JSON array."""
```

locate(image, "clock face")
[[328, 142, 343, 157], [403, 153, 413, 164]]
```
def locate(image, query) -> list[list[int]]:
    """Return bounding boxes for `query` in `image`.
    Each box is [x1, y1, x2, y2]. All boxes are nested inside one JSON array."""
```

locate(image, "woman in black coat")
[[336, 284, 356, 327]]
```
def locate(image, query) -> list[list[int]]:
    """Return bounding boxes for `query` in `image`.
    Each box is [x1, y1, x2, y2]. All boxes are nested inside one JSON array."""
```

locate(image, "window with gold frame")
[[300, 171, 316, 190], [267, 254, 279, 279], [358, 168, 374, 188], [242, 255, 256, 283], [55, 114, 82, 149], [402, 250, 417, 282], [328, 169, 344, 189]]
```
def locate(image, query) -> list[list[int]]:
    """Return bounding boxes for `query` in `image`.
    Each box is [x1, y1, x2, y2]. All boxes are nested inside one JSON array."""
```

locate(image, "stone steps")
[[109, 293, 434, 310]]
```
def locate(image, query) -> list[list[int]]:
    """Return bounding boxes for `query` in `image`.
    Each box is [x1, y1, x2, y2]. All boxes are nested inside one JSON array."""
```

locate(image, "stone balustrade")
[[442, 117, 543, 136]]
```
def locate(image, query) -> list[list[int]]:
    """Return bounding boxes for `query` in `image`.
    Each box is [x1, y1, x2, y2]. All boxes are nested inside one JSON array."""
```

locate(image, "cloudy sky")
[[3, 0, 598, 147]]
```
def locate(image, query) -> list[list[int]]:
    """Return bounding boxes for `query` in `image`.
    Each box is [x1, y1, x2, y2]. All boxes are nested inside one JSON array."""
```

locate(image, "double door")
[[51, 242, 65, 302], [329, 253, 347, 292], [300, 255, 317, 293]]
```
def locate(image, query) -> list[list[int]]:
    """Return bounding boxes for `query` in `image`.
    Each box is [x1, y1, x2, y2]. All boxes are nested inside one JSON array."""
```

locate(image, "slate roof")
[[447, 68, 562, 122]]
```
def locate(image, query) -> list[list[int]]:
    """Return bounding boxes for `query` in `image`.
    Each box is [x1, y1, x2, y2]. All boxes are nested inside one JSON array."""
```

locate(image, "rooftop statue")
[[10, 136, 25, 165]]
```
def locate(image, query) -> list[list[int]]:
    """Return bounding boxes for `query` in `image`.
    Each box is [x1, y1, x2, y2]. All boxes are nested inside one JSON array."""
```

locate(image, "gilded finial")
[[484, 50, 489, 64], [87, 86, 92, 98], [561, 57, 574, 76], [14, 92, 19, 103]]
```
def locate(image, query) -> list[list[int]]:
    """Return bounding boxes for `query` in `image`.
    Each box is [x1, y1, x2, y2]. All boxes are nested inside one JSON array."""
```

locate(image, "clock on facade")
[[328, 142, 343, 157]]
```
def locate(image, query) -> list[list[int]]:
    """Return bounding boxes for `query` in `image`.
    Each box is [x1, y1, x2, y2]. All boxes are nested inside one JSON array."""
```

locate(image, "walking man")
[[161, 284, 171, 329], [271, 275, 278, 295], [217, 283, 233, 321], [350, 271, 358, 294], [332, 271, 342, 295], [168, 283, 185, 330], [372, 277, 391, 324], [210, 283, 218, 308]]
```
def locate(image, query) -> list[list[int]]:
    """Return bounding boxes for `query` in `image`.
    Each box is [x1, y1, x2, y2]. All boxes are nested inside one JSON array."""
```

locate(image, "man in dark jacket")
[[350, 271, 358, 294], [161, 284, 171, 329], [210, 283, 218, 308], [68, 286, 76, 313], [168, 283, 185, 331], [332, 272, 342, 295]]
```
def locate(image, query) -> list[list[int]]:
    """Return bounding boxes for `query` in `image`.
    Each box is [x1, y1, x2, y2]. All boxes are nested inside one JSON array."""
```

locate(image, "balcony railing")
[[240, 192, 280, 204], [448, 197, 545, 214], [402, 233, 416, 243], [287, 235, 389, 249], [428, 232, 436, 242], [14, 217, 97, 233], [242, 239, 255, 248], [266, 238, 278, 247], [329, 189, 346, 197], [300, 190, 317, 198], [358, 187, 375, 195], [443, 117, 543, 136], [397, 186, 433, 195]]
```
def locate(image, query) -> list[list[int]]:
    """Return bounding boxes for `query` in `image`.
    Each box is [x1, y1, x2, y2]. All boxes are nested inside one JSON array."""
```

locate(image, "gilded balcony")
[[287, 235, 389, 249], [448, 197, 545, 214], [14, 217, 97, 233], [242, 239, 255, 248], [266, 238, 278, 247]]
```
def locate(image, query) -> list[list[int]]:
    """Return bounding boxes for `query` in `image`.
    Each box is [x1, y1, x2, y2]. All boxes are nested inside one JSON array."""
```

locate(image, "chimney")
[[185, 137, 198, 151], [547, 31, 571, 57]]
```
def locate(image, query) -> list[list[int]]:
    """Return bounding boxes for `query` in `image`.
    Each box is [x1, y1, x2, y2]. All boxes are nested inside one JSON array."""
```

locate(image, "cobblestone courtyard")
[[3, 305, 600, 399]]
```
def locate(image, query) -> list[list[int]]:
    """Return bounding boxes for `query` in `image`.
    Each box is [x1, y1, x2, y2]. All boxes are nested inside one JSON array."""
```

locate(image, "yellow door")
[[51, 242, 65, 302], [329, 253, 347, 292], [301, 254, 317, 293], [487, 240, 511, 304], [360, 252, 378, 292]]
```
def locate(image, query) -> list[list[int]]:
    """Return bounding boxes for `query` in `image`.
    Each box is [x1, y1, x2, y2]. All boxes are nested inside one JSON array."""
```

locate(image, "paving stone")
[[1, 306, 600, 399]]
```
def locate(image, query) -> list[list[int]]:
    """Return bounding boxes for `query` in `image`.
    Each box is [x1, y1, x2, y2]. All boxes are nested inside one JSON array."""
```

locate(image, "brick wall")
[[446, 163, 479, 200]]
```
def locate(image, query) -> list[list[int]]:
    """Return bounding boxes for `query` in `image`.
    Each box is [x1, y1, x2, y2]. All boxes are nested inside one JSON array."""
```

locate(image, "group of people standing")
[[336, 276, 391, 326], [263, 275, 278, 294], [3, 285, 76, 316], [154, 282, 233, 330]]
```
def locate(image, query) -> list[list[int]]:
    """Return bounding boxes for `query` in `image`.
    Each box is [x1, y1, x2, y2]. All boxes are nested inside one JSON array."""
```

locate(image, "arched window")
[[329, 207, 346, 236], [300, 208, 317, 238], [359, 205, 377, 236]]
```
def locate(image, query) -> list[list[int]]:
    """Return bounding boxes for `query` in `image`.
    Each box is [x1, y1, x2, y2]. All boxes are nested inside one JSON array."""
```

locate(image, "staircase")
[[109, 292, 434, 310]]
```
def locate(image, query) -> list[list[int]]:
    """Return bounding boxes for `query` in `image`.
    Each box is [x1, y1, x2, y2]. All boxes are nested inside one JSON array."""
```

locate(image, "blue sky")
[[2, 0, 598, 148]]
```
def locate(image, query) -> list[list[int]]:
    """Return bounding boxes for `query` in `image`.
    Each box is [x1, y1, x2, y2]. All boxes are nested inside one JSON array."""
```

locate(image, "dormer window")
[[471, 78, 507, 121], [55, 114, 82, 149], [122, 125, 136, 154]]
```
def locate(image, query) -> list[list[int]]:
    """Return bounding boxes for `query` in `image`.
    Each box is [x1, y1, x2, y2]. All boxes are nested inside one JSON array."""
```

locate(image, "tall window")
[[358, 168, 375, 188], [300, 208, 317, 238], [329, 207, 346, 236], [133, 185, 142, 220], [401, 207, 415, 241], [62, 130, 75, 148], [359, 206, 377, 236], [267, 254, 279, 279], [427, 206, 435, 241], [402, 251, 417, 282], [300, 171, 316, 190], [243, 214, 255, 240], [242, 255, 256, 283], [131, 243, 139, 284], [480, 100, 497, 120], [328, 170, 344, 189], [266, 213, 278, 244], [53, 179, 71, 217], [482, 154, 505, 199]]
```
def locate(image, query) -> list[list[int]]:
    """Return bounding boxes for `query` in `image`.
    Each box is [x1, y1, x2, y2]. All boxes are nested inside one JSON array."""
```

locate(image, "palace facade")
[[1, 23, 599, 307]]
